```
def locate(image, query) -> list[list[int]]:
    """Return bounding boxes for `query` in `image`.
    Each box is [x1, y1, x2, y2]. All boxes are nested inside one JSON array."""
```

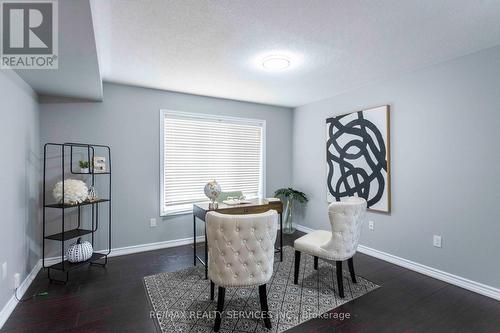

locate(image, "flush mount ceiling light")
[[262, 55, 291, 71]]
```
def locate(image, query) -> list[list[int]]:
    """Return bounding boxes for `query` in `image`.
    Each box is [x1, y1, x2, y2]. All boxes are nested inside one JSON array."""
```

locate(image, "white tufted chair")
[[206, 210, 278, 332], [293, 197, 367, 298]]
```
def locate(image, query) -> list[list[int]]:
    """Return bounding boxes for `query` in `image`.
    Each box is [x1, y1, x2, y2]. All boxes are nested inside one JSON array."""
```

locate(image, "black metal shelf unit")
[[42, 142, 111, 283]]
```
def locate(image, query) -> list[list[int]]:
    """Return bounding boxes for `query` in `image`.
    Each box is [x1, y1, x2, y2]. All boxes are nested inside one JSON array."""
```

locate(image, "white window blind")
[[160, 110, 265, 215]]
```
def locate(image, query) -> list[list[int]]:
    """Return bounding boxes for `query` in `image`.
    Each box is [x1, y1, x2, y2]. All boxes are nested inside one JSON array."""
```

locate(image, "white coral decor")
[[53, 179, 88, 204]]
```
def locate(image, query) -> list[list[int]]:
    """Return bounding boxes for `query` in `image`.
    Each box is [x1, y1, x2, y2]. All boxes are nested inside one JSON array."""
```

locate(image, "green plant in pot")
[[79, 160, 90, 173], [274, 187, 308, 234]]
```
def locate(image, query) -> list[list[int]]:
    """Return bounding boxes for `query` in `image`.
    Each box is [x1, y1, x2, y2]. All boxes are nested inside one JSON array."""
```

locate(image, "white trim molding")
[[0, 235, 205, 329], [107, 235, 205, 258], [44, 235, 206, 266], [295, 224, 500, 300], [295, 224, 315, 234], [0, 290, 18, 329], [3, 227, 497, 330], [0, 292, 18, 330], [356, 245, 500, 300], [0, 260, 42, 329]]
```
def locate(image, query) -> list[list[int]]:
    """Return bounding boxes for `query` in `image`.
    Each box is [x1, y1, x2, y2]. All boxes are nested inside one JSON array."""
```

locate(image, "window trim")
[[159, 109, 266, 216]]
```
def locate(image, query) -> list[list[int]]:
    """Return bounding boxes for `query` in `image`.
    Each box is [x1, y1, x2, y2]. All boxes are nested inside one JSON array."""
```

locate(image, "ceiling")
[[14, 1, 500, 106], [91, 0, 500, 107], [16, 0, 102, 101]]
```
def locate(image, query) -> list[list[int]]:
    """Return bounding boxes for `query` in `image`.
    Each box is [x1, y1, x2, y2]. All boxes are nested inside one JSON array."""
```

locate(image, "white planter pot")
[[80, 168, 89, 173]]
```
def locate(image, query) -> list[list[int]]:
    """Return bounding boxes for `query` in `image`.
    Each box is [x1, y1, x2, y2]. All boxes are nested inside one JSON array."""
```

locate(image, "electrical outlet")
[[368, 221, 374, 230], [150, 218, 157, 228], [13, 273, 21, 289], [433, 235, 442, 248], [1, 262, 7, 280]]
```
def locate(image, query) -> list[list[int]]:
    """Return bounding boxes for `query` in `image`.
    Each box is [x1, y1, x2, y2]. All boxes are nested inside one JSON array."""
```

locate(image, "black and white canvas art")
[[326, 105, 391, 212]]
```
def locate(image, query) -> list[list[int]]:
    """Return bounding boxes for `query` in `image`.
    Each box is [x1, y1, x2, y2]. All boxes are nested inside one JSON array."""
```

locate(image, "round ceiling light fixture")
[[262, 55, 291, 71]]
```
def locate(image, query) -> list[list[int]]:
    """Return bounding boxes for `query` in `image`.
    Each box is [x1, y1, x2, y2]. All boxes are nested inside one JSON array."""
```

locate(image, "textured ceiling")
[[92, 0, 500, 107]]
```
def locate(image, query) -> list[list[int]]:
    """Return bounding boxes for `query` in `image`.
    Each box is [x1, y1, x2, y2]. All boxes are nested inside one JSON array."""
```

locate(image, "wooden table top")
[[194, 198, 279, 210], [193, 198, 283, 220]]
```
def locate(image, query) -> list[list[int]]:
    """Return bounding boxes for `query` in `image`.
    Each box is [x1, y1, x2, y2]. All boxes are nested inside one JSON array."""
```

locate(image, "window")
[[160, 110, 265, 215]]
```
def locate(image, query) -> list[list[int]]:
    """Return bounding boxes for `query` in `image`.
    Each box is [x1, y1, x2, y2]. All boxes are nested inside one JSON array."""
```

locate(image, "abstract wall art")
[[326, 105, 391, 213]]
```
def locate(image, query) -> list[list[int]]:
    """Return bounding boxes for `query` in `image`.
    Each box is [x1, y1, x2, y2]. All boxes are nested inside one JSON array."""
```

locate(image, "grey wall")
[[0, 71, 40, 311], [40, 83, 293, 254], [292, 46, 500, 288]]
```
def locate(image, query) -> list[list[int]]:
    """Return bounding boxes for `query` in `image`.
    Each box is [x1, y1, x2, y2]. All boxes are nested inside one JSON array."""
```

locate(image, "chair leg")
[[259, 284, 272, 329], [314, 256, 318, 270], [214, 286, 225, 332], [348, 257, 357, 283], [294, 250, 301, 284], [210, 280, 215, 300], [336, 261, 345, 298]]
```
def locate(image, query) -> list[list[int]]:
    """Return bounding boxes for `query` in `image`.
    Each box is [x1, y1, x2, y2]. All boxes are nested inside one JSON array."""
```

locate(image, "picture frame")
[[325, 105, 391, 213], [93, 156, 107, 173]]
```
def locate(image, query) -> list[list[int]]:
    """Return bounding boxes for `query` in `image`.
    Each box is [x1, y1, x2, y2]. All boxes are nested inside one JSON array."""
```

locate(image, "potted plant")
[[79, 160, 90, 173], [274, 187, 308, 234]]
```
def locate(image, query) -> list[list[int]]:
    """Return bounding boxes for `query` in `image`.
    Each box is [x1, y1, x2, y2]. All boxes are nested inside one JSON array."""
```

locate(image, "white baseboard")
[[44, 235, 206, 265], [5, 226, 496, 331], [356, 245, 500, 300], [295, 224, 315, 234], [0, 260, 42, 329], [1, 235, 205, 329], [0, 295, 17, 330], [295, 224, 499, 301], [107, 235, 206, 258]]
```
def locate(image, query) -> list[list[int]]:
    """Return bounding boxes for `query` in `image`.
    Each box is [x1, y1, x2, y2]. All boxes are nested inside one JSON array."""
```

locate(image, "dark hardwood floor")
[[2, 232, 499, 332]]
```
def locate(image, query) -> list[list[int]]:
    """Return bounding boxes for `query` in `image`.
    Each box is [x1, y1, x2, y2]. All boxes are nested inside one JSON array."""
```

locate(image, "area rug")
[[144, 246, 379, 332]]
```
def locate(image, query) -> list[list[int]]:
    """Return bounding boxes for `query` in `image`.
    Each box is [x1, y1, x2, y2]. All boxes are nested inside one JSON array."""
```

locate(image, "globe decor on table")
[[204, 180, 221, 209]]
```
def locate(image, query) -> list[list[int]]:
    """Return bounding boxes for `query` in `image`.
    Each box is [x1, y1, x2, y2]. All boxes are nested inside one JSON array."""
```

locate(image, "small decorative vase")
[[88, 186, 98, 201], [80, 168, 89, 173], [282, 199, 296, 234]]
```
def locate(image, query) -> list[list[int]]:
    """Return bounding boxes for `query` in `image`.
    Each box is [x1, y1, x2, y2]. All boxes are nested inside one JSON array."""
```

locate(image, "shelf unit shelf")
[[45, 198, 110, 209], [43, 142, 112, 283], [71, 172, 111, 175], [48, 253, 107, 271], [45, 228, 94, 241]]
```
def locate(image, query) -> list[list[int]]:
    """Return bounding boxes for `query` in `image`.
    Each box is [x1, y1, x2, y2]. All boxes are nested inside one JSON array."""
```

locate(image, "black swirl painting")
[[326, 105, 391, 212]]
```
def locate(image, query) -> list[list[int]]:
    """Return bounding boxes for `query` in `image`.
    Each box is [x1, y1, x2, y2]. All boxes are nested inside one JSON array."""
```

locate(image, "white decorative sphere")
[[204, 180, 221, 201], [66, 238, 93, 263], [53, 179, 88, 204]]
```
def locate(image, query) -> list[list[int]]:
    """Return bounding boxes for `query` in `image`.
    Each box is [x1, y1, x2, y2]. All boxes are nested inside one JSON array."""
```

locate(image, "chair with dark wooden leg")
[[294, 250, 301, 284], [214, 286, 225, 331], [258, 285, 272, 329], [348, 257, 357, 283], [206, 210, 278, 332], [292, 197, 367, 298], [210, 280, 215, 300]]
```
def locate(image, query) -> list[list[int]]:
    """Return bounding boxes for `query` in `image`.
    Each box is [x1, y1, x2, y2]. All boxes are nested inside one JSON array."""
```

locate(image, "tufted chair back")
[[206, 210, 278, 287], [321, 197, 367, 260]]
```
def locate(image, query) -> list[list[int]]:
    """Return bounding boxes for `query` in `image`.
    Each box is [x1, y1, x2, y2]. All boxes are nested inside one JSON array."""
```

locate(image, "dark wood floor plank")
[[2, 232, 499, 333]]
